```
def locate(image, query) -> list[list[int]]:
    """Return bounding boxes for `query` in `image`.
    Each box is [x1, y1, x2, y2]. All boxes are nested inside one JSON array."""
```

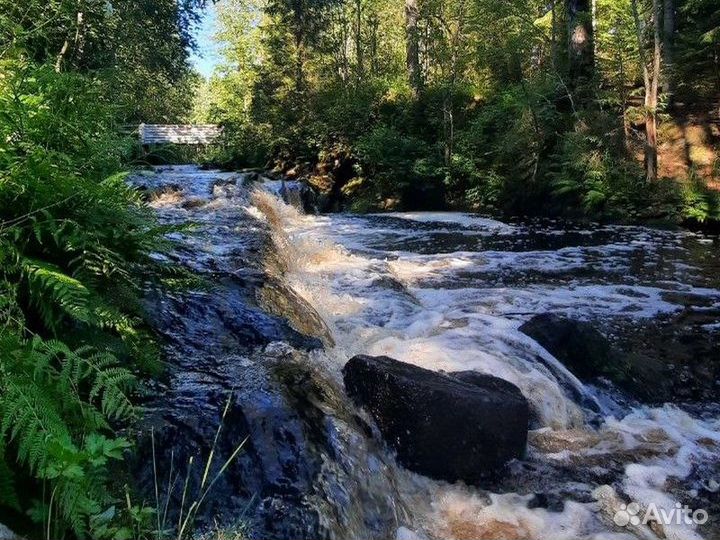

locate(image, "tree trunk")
[[55, 39, 70, 73], [646, 0, 661, 182], [405, 0, 422, 98], [55, 12, 84, 73], [662, 0, 675, 97], [341, 13, 350, 82], [566, 0, 594, 85], [631, 0, 661, 182], [443, 3, 465, 166], [645, 90, 658, 182], [616, 29, 631, 151], [443, 99, 453, 165], [369, 15, 379, 73], [334, 9, 350, 82], [295, 31, 305, 94], [591, 0, 598, 60], [355, 0, 364, 81], [551, 0, 558, 67]]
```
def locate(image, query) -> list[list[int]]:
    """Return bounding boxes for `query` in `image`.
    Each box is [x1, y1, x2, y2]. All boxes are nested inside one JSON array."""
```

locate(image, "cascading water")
[[249, 188, 720, 540], [134, 166, 720, 540]]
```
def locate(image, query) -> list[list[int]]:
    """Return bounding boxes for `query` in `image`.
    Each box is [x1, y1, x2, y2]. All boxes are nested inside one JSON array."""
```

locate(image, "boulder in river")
[[518, 313, 631, 383], [516, 313, 709, 404], [342, 355, 529, 484]]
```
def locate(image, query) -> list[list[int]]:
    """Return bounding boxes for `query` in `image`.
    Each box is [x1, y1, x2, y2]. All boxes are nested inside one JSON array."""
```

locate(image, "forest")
[[1, 0, 720, 538], [194, 0, 720, 222]]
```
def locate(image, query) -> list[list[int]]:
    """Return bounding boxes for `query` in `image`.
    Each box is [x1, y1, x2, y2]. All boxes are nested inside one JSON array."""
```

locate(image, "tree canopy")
[[197, 0, 720, 219]]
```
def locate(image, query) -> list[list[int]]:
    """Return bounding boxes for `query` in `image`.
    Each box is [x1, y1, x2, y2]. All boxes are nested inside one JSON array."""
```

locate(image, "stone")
[[342, 355, 529, 484], [518, 313, 630, 383], [516, 313, 718, 404]]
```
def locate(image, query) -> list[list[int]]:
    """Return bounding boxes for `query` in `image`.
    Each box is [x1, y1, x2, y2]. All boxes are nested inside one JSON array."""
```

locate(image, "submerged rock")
[[519, 313, 631, 383], [342, 355, 529, 484], [518, 313, 720, 405]]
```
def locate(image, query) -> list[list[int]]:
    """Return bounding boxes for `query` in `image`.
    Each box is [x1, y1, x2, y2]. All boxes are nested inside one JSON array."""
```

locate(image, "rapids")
[[136, 166, 720, 540]]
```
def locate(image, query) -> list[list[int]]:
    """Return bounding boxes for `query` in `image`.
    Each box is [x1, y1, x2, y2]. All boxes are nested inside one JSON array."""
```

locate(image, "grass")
[[127, 393, 249, 540]]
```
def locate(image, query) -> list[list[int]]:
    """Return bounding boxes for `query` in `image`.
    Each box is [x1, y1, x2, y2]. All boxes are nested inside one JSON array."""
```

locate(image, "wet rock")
[[519, 313, 720, 404], [307, 174, 334, 194], [130, 167, 436, 540], [258, 279, 334, 346], [242, 171, 262, 184], [519, 314, 631, 383], [279, 181, 316, 213], [342, 355, 529, 484], [527, 428, 604, 454], [450, 370, 530, 401], [611, 317, 720, 404], [133, 351, 329, 539], [129, 166, 332, 538], [135, 266, 328, 539], [146, 281, 322, 358], [303, 147, 356, 212]]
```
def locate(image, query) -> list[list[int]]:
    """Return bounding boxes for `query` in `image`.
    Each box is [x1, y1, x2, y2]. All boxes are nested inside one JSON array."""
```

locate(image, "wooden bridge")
[[135, 124, 223, 145]]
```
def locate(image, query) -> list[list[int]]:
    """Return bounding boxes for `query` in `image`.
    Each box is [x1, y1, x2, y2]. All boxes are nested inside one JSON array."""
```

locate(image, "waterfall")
[[250, 186, 720, 540], [133, 166, 720, 540]]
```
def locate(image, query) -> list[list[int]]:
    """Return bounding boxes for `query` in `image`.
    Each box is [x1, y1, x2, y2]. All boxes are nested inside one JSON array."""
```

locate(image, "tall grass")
[[147, 394, 249, 540]]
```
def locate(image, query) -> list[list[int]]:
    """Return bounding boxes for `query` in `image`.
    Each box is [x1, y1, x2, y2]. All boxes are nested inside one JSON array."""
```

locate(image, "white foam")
[[369, 211, 517, 231], [423, 489, 637, 540]]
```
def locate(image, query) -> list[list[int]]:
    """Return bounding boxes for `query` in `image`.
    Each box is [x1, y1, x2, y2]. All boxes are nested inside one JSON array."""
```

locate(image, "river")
[[136, 165, 720, 540]]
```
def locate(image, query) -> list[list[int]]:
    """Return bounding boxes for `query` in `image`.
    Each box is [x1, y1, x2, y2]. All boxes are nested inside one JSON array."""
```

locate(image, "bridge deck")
[[138, 123, 222, 145]]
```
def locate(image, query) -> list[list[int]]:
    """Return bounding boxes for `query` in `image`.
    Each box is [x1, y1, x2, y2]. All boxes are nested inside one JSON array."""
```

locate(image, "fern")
[[0, 333, 136, 537], [0, 440, 20, 512], [22, 258, 92, 330], [0, 61, 185, 538]]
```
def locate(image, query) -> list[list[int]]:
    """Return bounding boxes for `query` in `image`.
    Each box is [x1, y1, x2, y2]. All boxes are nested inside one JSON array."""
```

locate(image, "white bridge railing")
[[136, 124, 223, 145]]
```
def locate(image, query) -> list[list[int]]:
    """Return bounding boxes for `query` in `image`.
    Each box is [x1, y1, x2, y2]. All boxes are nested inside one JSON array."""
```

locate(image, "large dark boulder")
[[342, 355, 529, 484], [518, 313, 631, 383]]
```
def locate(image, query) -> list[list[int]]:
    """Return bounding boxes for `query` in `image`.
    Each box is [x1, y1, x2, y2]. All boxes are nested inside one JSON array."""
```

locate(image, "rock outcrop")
[[518, 313, 720, 404], [130, 168, 405, 540]]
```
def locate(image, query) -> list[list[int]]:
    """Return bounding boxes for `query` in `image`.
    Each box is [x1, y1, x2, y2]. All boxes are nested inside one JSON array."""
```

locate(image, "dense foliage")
[[198, 0, 720, 222], [0, 1, 200, 537]]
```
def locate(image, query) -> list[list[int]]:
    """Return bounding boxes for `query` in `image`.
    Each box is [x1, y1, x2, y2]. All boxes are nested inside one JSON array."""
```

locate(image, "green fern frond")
[[0, 333, 136, 537], [21, 258, 91, 330]]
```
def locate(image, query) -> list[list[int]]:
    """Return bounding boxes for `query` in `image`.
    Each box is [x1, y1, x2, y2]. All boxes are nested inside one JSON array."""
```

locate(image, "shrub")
[[680, 170, 720, 223], [355, 125, 443, 209], [549, 128, 644, 217]]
